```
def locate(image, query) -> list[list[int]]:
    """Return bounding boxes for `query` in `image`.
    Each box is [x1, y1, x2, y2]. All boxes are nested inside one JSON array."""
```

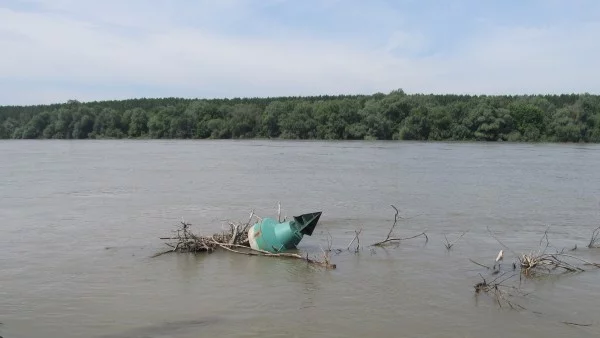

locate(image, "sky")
[[1, 0, 599, 105]]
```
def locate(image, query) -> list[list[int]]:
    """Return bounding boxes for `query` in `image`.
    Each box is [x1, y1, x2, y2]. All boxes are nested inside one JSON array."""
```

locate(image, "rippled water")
[[1, 140, 599, 338]]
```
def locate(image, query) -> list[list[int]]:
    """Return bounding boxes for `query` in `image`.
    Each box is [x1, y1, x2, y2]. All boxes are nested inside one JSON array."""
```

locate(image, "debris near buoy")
[[153, 207, 335, 269]]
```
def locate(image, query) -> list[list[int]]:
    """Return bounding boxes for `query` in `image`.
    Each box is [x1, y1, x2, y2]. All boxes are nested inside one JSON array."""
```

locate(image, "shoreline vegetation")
[[1, 89, 599, 142]]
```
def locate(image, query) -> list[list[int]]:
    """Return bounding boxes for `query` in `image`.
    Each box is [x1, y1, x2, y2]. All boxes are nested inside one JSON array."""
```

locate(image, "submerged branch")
[[469, 258, 491, 270], [444, 230, 469, 251], [487, 226, 518, 258], [372, 232, 429, 247], [562, 321, 593, 327], [474, 273, 526, 311], [347, 228, 362, 253], [212, 239, 336, 269], [385, 205, 400, 241], [588, 226, 600, 248], [371, 205, 428, 247]]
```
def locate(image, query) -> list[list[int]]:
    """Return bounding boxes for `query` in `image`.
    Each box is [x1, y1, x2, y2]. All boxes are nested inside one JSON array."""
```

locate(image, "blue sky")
[[1, 0, 599, 105]]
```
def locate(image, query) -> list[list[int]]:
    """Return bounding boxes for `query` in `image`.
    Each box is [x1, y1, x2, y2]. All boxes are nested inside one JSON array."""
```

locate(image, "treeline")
[[1, 90, 599, 142]]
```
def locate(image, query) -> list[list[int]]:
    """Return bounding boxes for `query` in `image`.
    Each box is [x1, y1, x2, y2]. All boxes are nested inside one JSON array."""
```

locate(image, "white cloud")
[[384, 30, 428, 55], [0, 6, 418, 101], [437, 22, 600, 94], [0, 2, 599, 104]]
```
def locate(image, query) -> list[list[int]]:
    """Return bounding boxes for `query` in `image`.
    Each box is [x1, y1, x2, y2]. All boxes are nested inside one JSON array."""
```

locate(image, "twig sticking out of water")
[[535, 225, 574, 254], [347, 228, 362, 253], [371, 205, 428, 247], [539, 225, 551, 253], [487, 226, 518, 258], [320, 233, 335, 268], [443, 231, 469, 251], [386, 205, 400, 239], [588, 226, 600, 248]]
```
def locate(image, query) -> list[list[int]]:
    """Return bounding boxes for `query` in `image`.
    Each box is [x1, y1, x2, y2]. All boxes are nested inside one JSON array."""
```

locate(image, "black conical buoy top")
[[293, 211, 322, 236]]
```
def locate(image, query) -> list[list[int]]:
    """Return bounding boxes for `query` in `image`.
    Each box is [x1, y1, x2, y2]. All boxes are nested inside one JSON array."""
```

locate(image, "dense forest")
[[1, 90, 599, 142]]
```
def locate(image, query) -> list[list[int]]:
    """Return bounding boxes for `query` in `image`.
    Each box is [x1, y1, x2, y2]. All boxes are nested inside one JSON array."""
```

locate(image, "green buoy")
[[248, 212, 322, 253]]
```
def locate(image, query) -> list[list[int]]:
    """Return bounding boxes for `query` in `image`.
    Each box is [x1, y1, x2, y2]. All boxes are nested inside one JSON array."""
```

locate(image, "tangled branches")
[[469, 225, 600, 324], [155, 220, 217, 255], [518, 252, 588, 276], [154, 212, 256, 257], [474, 273, 526, 310], [482, 225, 599, 278], [153, 209, 335, 269]]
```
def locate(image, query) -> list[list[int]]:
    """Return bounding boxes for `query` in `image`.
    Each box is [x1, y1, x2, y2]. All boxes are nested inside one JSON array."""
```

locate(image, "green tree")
[[397, 106, 430, 140], [261, 101, 291, 138], [1, 90, 600, 143], [127, 108, 148, 137], [279, 102, 317, 139], [148, 111, 170, 138]]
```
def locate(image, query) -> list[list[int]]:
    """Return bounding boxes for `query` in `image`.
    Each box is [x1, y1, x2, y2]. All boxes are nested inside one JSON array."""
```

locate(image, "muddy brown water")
[[1, 140, 599, 338]]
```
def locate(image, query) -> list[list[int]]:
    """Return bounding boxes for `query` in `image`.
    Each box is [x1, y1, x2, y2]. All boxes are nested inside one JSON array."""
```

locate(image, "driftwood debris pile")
[[153, 210, 336, 269], [156, 214, 254, 255], [517, 251, 600, 275], [148, 203, 600, 328], [468, 224, 600, 327], [152, 204, 434, 269], [482, 225, 600, 278]]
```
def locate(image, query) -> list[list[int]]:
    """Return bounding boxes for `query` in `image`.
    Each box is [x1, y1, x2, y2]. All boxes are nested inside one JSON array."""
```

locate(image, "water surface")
[[1, 140, 599, 337]]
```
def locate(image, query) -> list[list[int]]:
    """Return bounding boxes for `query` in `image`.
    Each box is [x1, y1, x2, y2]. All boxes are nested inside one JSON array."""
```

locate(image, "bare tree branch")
[[371, 205, 428, 247], [588, 226, 600, 248], [444, 230, 469, 251], [347, 228, 362, 252]]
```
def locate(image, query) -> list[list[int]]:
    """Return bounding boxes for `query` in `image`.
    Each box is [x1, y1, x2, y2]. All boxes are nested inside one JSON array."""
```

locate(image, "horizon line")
[[1, 90, 597, 108]]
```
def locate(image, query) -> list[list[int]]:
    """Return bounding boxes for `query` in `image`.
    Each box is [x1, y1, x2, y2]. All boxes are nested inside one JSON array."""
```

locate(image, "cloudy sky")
[[1, 0, 599, 105]]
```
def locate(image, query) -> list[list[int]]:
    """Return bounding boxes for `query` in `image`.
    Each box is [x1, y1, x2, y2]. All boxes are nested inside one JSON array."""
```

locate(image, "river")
[[1, 140, 599, 337]]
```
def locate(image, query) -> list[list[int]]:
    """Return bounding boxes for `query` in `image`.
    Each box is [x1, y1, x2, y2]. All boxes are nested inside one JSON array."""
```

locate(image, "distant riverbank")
[[1, 90, 599, 142]]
